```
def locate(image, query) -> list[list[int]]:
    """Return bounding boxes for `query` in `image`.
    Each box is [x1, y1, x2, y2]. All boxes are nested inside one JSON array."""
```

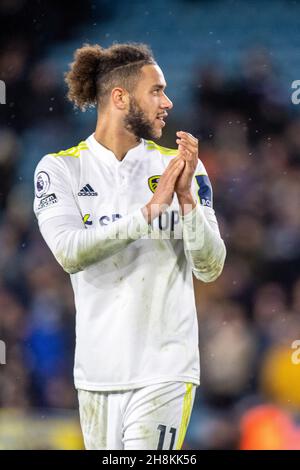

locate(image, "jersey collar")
[[86, 133, 145, 167]]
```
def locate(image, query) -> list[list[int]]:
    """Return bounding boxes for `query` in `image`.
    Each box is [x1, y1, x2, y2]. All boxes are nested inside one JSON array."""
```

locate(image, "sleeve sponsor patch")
[[37, 193, 58, 210], [35, 171, 50, 198], [195, 174, 213, 208]]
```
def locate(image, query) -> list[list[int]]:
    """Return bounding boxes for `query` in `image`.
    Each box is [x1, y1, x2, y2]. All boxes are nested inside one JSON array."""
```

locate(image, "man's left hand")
[[174, 131, 199, 196]]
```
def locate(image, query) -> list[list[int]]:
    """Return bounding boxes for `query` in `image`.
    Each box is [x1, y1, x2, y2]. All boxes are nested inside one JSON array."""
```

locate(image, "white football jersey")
[[33, 134, 220, 391]]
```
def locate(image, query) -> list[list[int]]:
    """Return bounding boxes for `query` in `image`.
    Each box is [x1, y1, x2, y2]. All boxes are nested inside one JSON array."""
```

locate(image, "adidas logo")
[[78, 184, 98, 196]]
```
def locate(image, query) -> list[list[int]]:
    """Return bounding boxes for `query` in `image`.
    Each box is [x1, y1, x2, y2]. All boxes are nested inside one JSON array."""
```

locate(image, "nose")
[[162, 93, 173, 110]]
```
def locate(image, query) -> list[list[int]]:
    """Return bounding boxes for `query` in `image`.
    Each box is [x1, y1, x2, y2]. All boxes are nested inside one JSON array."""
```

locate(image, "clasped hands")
[[142, 131, 199, 223]]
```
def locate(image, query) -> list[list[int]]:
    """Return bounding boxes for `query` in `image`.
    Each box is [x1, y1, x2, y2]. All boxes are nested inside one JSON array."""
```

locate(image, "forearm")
[[177, 191, 197, 216], [180, 202, 226, 282], [39, 209, 150, 274]]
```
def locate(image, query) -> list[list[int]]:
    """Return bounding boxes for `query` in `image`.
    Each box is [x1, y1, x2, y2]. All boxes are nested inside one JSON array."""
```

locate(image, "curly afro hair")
[[65, 42, 156, 111]]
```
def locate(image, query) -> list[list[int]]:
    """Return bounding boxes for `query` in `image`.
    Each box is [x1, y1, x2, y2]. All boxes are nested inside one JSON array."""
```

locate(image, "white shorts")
[[78, 381, 196, 450]]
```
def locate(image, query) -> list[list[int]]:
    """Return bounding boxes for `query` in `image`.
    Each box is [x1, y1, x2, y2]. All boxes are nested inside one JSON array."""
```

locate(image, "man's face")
[[124, 64, 173, 140]]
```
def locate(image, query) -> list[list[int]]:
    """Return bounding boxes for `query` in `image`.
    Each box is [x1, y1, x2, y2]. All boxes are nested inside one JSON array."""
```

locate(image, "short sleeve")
[[33, 154, 81, 226]]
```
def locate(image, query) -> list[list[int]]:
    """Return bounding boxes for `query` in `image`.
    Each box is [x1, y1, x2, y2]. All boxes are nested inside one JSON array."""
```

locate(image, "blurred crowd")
[[1, 0, 300, 450], [187, 48, 300, 449]]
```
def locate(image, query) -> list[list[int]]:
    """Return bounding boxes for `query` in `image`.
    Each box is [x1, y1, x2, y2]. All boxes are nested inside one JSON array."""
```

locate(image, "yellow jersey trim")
[[146, 140, 178, 156], [176, 383, 194, 450], [50, 141, 88, 159]]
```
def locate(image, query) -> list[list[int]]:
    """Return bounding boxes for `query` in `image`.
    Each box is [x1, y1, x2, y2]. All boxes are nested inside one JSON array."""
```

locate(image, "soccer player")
[[33, 43, 226, 450]]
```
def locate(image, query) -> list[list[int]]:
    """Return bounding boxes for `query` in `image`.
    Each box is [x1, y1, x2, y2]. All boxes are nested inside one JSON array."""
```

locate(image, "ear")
[[111, 87, 129, 110]]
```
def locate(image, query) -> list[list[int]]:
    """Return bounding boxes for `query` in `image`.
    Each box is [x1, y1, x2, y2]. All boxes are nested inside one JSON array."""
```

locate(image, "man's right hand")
[[142, 156, 185, 224]]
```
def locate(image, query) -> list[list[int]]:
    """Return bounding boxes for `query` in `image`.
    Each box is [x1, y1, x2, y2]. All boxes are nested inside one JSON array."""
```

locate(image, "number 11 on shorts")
[[157, 424, 177, 450]]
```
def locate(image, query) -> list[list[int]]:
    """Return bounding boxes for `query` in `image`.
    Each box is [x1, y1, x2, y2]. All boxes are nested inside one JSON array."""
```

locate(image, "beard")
[[124, 96, 158, 140]]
